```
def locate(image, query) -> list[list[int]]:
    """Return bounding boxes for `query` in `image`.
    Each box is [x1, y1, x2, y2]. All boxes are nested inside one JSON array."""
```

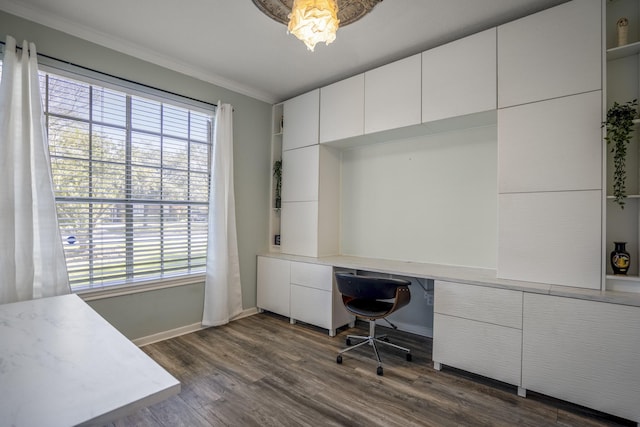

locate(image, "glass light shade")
[[288, 0, 340, 51]]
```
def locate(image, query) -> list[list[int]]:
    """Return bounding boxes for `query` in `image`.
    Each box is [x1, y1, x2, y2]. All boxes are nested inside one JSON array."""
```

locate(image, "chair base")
[[336, 320, 411, 376]]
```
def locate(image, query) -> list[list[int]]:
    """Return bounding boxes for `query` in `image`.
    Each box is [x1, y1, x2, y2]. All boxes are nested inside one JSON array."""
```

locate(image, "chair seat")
[[345, 299, 394, 318]]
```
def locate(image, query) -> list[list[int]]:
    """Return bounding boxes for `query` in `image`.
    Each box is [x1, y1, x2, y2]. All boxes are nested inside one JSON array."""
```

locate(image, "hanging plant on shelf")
[[603, 99, 638, 209], [273, 159, 282, 209]]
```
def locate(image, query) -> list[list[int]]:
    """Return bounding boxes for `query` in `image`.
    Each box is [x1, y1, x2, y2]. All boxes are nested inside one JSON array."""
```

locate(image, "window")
[[35, 70, 214, 291]]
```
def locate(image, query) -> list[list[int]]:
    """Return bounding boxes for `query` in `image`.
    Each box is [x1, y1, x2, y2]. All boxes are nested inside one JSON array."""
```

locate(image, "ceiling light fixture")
[[253, 0, 383, 51], [288, 0, 339, 51]]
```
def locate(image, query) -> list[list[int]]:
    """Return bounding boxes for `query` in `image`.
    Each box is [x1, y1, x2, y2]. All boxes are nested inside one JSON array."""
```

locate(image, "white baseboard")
[[133, 307, 260, 347], [133, 322, 205, 347], [232, 306, 260, 320]]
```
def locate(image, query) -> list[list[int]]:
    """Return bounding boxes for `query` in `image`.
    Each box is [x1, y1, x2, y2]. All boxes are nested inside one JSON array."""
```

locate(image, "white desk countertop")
[[259, 252, 640, 307], [0, 294, 180, 427]]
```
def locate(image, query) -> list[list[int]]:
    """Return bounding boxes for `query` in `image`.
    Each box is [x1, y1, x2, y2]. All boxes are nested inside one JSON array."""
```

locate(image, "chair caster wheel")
[[346, 338, 352, 346], [406, 353, 412, 362], [336, 355, 343, 364], [377, 366, 383, 376]]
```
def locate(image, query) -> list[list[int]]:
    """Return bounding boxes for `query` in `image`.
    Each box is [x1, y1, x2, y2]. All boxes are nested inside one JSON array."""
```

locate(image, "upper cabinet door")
[[498, 91, 602, 194], [497, 0, 601, 108], [281, 145, 320, 202], [283, 89, 320, 151], [364, 54, 422, 134], [422, 28, 497, 123], [320, 74, 365, 144]]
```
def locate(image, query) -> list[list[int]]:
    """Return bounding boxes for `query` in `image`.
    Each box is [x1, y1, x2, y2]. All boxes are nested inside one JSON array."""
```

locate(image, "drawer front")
[[290, 261, 333, 291], [522, 293, 640, 423], [435, 281, 522, 329], [434, 313, 522, 386], [290, 284, 331, 329]]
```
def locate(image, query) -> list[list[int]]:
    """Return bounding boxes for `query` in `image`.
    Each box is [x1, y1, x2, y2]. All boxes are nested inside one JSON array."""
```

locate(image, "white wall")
[[340, 125, 498, 269], [0, 10, 272, 340]]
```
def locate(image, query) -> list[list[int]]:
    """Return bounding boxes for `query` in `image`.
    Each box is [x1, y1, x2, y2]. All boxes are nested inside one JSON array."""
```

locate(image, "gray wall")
[[0, 10, 271, 340]]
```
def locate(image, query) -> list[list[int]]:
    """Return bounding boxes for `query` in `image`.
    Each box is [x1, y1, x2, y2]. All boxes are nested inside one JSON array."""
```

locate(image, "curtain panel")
[[0, 35, 70, 304], [202, 102, 242, 326]]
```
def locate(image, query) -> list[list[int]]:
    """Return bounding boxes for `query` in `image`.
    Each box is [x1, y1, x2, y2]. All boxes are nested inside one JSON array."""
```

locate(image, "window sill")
[[76, 273, 206, 301]]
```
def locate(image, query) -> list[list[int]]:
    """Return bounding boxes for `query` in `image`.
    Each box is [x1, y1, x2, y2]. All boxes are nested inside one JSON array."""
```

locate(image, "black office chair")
[[334, 272, 412, 376]]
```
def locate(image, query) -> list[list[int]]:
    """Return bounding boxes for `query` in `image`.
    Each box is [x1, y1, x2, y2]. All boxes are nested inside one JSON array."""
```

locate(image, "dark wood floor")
[[113, 313, 636, 427]]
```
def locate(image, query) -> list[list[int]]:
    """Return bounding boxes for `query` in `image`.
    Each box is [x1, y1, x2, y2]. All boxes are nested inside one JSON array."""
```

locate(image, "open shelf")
[[606, 274, 640, 293], [268, 103, 283, 253], [607, 40, 640, 61], [606, 274, 640, 282], [604, 0, 640, 291], [606, 194, 640, 199]]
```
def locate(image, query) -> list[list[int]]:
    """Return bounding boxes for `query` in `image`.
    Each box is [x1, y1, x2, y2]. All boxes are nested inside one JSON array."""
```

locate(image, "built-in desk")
[[260, 252, 640, 307], [0, 294, 180, 427], [258, 252, 640, 424]]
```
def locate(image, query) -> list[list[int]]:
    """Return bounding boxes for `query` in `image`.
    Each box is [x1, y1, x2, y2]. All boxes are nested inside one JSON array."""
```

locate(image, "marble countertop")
[[259, 252, 640, 307], [0, 294, 180, 427]]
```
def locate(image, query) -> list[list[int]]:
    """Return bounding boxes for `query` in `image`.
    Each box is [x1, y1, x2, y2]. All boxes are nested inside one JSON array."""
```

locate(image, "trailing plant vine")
[[603, 99, 638, 209], [273, 159, 282, 208]]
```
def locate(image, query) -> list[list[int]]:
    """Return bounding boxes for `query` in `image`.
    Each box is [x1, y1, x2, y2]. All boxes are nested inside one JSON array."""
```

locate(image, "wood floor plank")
[[114, 313, 636, 427]]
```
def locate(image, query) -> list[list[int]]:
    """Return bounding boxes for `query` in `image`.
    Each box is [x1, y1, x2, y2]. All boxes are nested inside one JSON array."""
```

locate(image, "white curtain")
[[0, 36, 70, 304], [202, 102, 243, 326]]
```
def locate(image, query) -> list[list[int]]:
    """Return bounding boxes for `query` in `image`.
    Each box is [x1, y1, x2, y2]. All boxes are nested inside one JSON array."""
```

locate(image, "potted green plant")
[[603, 99, 638, 209], [273, 159, 282, 209]]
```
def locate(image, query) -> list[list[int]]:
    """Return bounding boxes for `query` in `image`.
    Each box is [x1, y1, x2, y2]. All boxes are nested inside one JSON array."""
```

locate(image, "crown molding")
[[0, 0, 277, 103]]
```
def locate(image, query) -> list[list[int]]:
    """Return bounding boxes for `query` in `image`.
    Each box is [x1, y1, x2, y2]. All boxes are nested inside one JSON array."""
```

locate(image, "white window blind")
[[0, 53, 214, 291]]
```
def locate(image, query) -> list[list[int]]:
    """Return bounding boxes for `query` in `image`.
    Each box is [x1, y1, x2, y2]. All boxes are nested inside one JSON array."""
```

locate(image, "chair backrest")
[[335, 273, 411, 300]]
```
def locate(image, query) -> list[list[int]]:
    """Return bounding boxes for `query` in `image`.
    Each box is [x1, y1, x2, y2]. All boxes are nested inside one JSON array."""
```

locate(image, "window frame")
[[1, 52, 216, 296]]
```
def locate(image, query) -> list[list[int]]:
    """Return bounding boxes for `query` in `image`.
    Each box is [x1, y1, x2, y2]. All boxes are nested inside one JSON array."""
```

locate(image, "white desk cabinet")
[[280, 145, 340, 258], [257, 257, 353, 336], [496, 0, 602, 290], [364, 54, 421, 135], [289, 261, 354, 337], [257, 256, 291, 317], [283, 89, 319, 151], [280, 144, 320, 256], [320, 74, 365, 143], [422, 28, 496, 123], [497, 0, 601, 108], [522, 293, 640, 423], [433, 281, 523, 390]]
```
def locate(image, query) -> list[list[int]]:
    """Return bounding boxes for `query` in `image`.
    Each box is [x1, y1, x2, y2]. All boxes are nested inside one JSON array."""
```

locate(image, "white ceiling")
[[0, 0, 568, 104]]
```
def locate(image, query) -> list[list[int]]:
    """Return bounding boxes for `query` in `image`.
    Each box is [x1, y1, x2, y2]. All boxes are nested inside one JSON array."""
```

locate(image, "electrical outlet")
[[426, 293, 434, 306]]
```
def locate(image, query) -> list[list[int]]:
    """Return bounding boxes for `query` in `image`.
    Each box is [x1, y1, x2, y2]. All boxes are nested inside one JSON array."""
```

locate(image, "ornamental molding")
[[252, 0, 383, 27]]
